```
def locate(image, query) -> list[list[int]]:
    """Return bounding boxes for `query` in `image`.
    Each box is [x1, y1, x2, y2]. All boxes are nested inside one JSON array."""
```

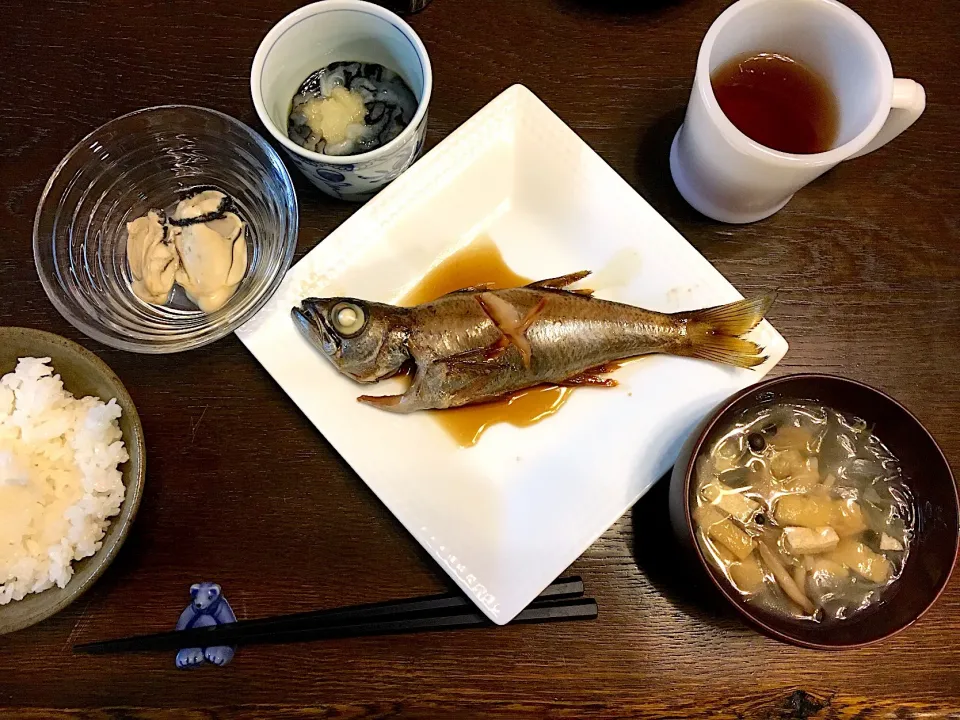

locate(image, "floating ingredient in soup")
[[880, 533, 904, 551], [695, 504, 755, 560], [827, 538, 892, 583], [692, 401, 914, 622], [701, 480, 759, 523], [288, 61, 418, 156], [757, 540, 816, 614], [782, 526, 839, 554], [124, 189, 248, 313]]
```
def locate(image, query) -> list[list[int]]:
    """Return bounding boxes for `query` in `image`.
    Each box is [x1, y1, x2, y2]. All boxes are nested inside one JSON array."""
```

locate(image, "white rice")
[[0, 357, 128, 604]]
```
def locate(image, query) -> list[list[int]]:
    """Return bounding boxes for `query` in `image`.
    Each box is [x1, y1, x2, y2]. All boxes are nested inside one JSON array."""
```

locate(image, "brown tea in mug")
[[711, 52, 839, 154]]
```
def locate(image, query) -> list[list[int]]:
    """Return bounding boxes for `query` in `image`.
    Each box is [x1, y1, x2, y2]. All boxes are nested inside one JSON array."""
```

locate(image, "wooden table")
[[1, 0, 958, 716]]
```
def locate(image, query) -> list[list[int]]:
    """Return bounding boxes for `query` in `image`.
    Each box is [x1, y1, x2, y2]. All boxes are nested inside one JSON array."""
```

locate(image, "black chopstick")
[[77, 598, 597, 655], [133, 597, 597, 652], [75, 576, 588, 655], [235, 597, 599, 646]]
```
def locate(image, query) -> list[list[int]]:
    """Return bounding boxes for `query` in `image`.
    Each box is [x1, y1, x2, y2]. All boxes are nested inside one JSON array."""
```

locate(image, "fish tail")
[[673, 294, 776, 369]]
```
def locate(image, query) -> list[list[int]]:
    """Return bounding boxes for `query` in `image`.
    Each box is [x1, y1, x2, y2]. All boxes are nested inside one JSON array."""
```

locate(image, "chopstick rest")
[[173, 582, 237, 669]]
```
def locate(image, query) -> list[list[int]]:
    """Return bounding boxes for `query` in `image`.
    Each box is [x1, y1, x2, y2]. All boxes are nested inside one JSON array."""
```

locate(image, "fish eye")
[[330, 301, 367, 337]]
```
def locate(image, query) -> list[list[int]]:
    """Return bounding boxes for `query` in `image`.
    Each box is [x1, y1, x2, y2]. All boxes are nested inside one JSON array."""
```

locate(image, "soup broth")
[[693, 401, 915, 622]]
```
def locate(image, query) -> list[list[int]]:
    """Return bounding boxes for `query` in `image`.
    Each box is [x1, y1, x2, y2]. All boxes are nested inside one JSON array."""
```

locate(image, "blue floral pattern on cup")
[[285, 113, 428, 201]]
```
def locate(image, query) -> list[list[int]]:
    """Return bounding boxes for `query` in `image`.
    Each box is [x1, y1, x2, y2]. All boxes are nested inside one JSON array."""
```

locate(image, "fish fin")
[[477, 294, 548, 369], [357, 393, 425, 413], [558, 363, 620, 388], [679, 339, 769, 369], [518, 297, 547, 332], [358, 394, 403, 408], [673, 294, 776, 369], [514, 296, 548, 368], [445, 282, 495, 295], [527, 271, 593, 295], [444, 335, 510, 365]]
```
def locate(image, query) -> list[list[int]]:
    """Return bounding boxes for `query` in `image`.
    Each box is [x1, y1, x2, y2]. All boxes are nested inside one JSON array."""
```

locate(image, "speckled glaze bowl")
[[251, 0, 433, 201], [0, 328, 145, 635], [669, 373, 959, 649]]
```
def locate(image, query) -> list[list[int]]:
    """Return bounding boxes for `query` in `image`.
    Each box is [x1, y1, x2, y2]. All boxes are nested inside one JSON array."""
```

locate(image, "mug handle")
[[847, 79, 926, 160]]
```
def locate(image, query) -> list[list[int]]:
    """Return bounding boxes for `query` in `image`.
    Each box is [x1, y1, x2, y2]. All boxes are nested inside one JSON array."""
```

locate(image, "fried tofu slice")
[[695, 505, 755, 561], [701, 481, 760, 523], [782, 526, 840, 555], [826, 539, 892, 583], [729, 552, 766, 594], [774, 495, 833, 528]]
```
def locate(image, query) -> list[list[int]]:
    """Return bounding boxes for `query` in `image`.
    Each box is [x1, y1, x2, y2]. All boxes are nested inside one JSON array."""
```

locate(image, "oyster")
[[173, 195, 247, 313], [127, 211, 179, 305], [124, 190, 248, 313]]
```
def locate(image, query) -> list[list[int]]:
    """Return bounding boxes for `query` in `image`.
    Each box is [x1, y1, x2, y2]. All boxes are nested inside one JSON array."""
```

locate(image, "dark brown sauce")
[[400, 235, 531, 306], [434, 385, 574, 447], [711, 52, 839, 154], [400, 235, 571, 447]]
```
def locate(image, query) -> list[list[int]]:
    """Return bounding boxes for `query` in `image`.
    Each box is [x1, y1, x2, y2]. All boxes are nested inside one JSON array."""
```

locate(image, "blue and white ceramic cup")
[[252, 0, 432, 202]]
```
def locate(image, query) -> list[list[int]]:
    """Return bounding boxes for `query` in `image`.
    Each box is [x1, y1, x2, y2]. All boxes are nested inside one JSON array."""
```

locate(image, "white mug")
[[670, 0, 925, 224], [251, 0, 433, 202]]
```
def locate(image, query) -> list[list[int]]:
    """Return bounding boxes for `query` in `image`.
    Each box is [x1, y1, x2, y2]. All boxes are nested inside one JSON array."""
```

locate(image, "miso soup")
[[692, 402, 914, 622]]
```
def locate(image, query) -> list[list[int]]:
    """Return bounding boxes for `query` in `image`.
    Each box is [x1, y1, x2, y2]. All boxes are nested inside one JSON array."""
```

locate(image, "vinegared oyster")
[[172, 192, 247, 313], [124, 189, 248, 313], [127, 210, 179, 305]]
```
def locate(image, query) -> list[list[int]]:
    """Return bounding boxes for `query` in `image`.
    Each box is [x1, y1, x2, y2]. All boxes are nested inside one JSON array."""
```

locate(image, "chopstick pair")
[[75, 576, 595, 655]]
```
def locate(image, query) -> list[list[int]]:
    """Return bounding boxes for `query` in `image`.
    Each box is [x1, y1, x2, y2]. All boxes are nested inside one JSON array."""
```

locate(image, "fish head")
[[292, 297, 409, 383]]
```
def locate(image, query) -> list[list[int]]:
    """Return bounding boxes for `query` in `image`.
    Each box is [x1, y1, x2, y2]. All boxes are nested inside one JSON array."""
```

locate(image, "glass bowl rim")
[[32, 104, 300, 354]]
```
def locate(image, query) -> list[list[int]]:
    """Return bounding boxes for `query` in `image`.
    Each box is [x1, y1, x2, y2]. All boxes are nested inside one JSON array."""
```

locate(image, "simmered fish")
[[293, 272, 774, 413]]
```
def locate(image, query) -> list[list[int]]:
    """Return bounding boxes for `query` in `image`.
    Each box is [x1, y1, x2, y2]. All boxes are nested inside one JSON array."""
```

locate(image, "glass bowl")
[[33, 105, 298, 353]]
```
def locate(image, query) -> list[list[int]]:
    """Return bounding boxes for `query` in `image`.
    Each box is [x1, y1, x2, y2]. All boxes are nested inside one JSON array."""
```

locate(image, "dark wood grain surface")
[[1, 0, 959, 717]]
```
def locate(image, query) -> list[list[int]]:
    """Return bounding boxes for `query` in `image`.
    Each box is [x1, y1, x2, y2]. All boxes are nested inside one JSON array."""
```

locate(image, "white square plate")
[[238, 85, 788, 624]]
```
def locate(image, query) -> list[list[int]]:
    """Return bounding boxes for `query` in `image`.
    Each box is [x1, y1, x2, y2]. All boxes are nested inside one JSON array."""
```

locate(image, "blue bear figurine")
[[174, 582, 237, 669]]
